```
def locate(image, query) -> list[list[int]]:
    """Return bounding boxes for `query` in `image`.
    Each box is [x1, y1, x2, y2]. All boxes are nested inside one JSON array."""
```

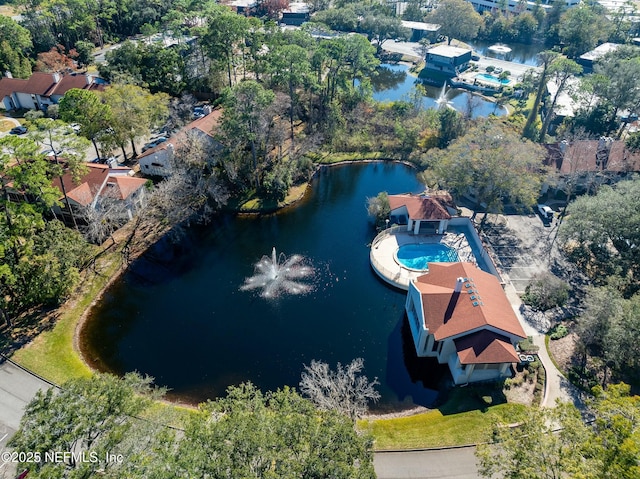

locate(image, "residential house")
[[544, 138, 640, 194], [52, 163, 147, 226], [400, 21, 441, 43], [424, 45, 472, 76], [388, 193, 456, 235], [577, 42, 621, 73], [405, 262, 526, 385], [138, 109, 223, 177], [0, 72, 106, 111], [281, 2, 310, 26]]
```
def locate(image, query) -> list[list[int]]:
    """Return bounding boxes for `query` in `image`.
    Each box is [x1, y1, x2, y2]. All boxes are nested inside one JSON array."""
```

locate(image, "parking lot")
[[481, 212, 559, 294]]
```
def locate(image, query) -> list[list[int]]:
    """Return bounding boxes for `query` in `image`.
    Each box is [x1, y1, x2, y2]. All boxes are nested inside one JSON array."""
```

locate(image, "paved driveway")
[[480, 213, 557, 294], [0, 358, 53, 477], [374, 447, 481, 479]]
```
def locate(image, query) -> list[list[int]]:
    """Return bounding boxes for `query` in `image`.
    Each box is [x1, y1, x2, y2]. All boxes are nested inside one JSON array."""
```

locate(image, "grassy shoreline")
[[8, 158, 530, 449]]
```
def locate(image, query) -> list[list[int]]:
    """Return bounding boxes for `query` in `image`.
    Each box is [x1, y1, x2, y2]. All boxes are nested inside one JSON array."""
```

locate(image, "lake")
[[371, 63, 506, 118], [81, 163, 450, 411]]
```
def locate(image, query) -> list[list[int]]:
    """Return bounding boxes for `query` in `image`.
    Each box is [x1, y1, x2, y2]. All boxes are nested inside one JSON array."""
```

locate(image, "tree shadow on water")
[[385, 315, 450, 408], [386, 314, 508, 414]]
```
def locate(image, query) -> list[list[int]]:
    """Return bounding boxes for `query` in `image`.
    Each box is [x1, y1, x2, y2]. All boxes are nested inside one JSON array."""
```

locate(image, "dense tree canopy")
[[559, 4, 612, 58], [427, 0, 483, 45], [10, 377, 376, 479], [477, 383, 640, 479], [0, 136, 92, 320], [0, 15, 33, 78], [421, 121, 547, 220], [559, 178, 640, 290]]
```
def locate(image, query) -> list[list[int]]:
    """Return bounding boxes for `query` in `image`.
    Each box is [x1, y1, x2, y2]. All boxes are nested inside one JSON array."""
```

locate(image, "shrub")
[[522, 272, 569, 311], [518, 336, 539, 353], [549, 324, 569, 340], [486, 65, 495, 73]]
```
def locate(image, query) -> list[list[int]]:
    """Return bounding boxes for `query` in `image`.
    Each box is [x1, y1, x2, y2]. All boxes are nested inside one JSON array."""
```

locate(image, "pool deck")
[[370, 226, 478, 290]]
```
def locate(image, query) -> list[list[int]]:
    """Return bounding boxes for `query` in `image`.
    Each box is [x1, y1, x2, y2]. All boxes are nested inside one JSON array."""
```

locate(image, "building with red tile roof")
[[544, 138, 640, 194], [405, 262, 526, 385], [388, 193, 455, 234], [50, 163, 147, 225], [0, 72, 106, 111], [138, 108, 223, 177]]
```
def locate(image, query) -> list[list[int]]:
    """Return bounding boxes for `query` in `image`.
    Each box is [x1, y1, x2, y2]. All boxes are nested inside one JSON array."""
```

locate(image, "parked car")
[[9, 125, 27, 135], [192, 106, 205, 119], [142, 136, 168, 152], [537, 204, 553, 220], [41, 148, 62, 157], [493, 67, 503, 75]]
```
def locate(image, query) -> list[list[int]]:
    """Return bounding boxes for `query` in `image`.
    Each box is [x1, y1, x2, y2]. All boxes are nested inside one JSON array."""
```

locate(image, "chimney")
[[85, 74, 93, 85], [454, 277, 464, 293], [53, 72, 61, 83], [4, 71, 12, 78]]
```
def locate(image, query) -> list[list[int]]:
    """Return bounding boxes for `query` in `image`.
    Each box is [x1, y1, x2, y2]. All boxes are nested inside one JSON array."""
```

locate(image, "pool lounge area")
[[370, 217, 501, 290]]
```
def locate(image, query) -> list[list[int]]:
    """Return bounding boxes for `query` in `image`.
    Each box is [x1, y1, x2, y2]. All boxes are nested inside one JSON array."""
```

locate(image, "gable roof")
[[545, 140, 640, 175], [0, 72, 106, 101], [52, 163, 144, 206], [0, 77, 28, 101], [138, 108, 223, 159], [454, 330, 520, 364], [413, 262, 526, 340], [389, 194, 451, 221]]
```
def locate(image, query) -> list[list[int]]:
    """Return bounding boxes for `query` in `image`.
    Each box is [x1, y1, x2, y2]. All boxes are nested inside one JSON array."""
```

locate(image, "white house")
[[405, 262, 526, 385], [388, 193, 456, 235], [138, 109, 222, 177], [0, 72, 106, 111]]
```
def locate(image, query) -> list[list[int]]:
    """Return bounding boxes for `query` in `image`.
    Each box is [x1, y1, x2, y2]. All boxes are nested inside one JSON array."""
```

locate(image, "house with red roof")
[[405, 262, 526, 385], [544, 138, 640, 194], [50, 163, 147, 226], [0, 72, 106, 111], [138, 109, 223, 177], [388, 193, 456, 235]]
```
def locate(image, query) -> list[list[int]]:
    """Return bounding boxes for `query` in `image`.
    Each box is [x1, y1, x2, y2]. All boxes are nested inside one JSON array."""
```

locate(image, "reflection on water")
[[466, 39, 543, 66], [82, 163, 437, 411], [372, 64, 408, 92], [371, 63, 506, 118]]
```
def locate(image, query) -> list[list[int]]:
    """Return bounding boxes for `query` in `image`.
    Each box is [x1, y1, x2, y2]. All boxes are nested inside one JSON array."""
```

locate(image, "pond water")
[[371, 63, 506, 118], [466, 39, 543, 66], [81, 163, 450, 411]]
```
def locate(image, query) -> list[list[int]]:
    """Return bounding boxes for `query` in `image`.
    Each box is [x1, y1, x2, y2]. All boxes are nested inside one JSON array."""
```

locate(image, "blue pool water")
[[475, 73, 510, 85], [396, 243, 459, 271]]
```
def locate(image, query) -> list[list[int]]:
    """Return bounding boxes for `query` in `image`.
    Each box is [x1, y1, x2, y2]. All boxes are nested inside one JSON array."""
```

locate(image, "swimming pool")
[[395, 243, 459, 271], [475, 73, 510, 85]]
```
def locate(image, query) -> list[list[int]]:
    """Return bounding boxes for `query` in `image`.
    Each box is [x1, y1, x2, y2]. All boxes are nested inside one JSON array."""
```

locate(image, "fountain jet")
[[435, 83, 454, 110], [241, 247, 314, 298]]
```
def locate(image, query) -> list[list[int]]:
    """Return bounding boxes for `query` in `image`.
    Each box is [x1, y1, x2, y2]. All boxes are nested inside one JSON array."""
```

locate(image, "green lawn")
[[365, 402, 526, 449], [11, 256, 122, 384], [363, 386, 528, 449]]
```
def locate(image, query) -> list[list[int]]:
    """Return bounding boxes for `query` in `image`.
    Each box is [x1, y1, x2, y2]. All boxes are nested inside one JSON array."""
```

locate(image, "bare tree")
[[146, 131, 229, 237], [299, 358, 380, 420], [79, 193, 129, 245]]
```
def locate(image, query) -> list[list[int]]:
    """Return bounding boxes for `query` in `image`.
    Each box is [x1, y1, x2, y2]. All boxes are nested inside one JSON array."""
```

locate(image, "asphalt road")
[[0, 358, 53, 478], [374, 448, 482, 479]]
